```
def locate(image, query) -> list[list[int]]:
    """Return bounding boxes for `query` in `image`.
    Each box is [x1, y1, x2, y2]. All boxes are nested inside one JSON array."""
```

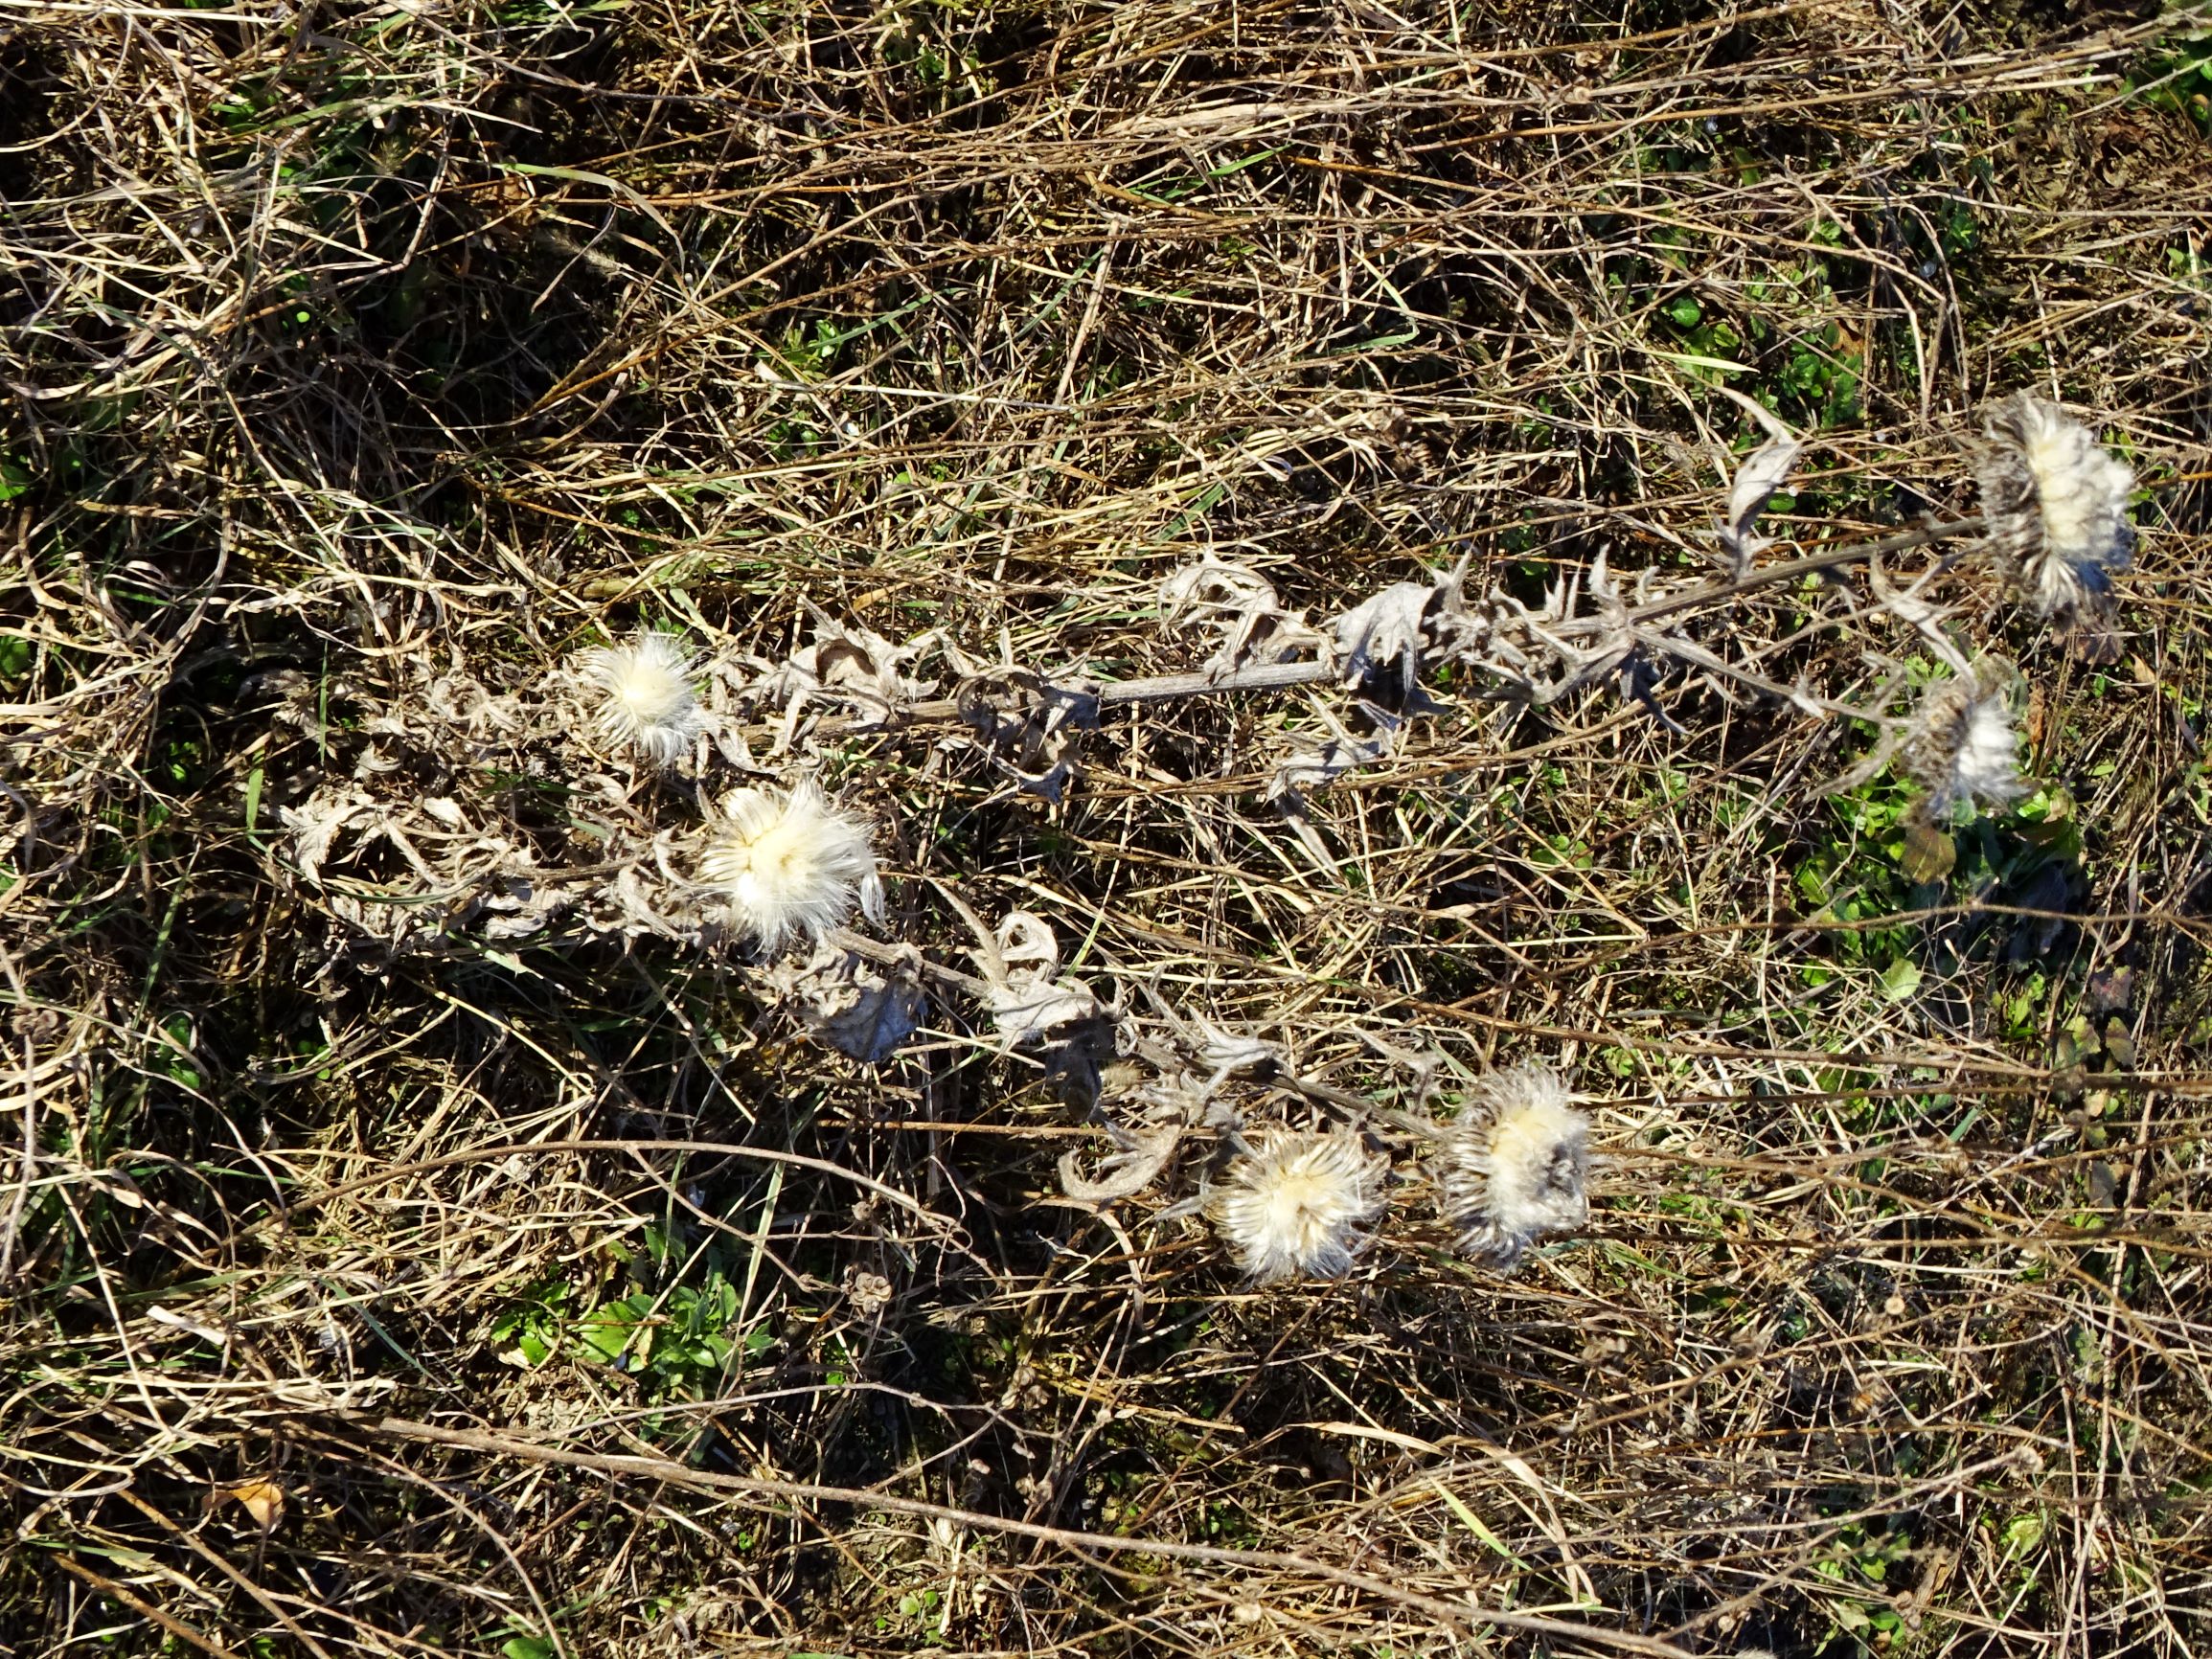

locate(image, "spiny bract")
[[1435, 1064, 1590, 1271], [1904, 660, 2027, 822], [580, 629, 705, 767], [1975, 392, 2135, 628], [1211, 1129, 1387, 1284], [698, 782, 879, 951]]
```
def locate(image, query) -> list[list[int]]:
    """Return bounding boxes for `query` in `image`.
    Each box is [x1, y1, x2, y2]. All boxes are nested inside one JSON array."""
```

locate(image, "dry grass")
[[4, 0, 2211, 1653]]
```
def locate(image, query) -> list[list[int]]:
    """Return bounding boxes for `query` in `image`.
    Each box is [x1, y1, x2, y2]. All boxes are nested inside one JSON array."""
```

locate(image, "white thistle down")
[[1904, 661, 2026, 822], [1975, 392, 2134, 626], [697, 782, 879, 950], [579, 630, 705, 767], [1435, 1064, 1590, 1271], [1210, 1130, 1387, 1284]]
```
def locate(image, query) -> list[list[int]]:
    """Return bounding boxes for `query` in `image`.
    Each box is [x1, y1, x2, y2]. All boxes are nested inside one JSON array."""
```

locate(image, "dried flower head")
[[1436, 1064, 1589, 1271], [698, 782, 878, 950], [1211, 1129, 1387, 1284], [1904, 660, 2026, 822], [1975, 392, 2134, 626], [580, 630, 705, 767]]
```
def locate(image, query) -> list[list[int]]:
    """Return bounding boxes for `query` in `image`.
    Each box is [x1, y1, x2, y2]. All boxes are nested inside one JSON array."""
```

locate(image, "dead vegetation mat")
[[3, 0, 2212, 1653]]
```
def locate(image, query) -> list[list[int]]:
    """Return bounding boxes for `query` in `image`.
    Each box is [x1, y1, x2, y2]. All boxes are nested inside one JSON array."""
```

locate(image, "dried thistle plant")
[[1975, 392, 2136, 632], [1433, 1065, 1590, 1272], [1210, 1129, 1388, 1284], [580, 629, 706, 767], [697, 782, 882, 950], [1902, 659, 2028, 823], [8, 7, 2203, 1654]]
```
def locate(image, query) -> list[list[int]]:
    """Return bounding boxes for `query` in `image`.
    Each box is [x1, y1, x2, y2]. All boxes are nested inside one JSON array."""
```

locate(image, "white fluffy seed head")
[[1904, 661, 2026, 822], [580, 630, 704, 767], [697, 782, 878, 950], [1975, 393, 2134, 626], [1210, 1130, 1387, 1284], [1436, 1065, 1589, 1272]]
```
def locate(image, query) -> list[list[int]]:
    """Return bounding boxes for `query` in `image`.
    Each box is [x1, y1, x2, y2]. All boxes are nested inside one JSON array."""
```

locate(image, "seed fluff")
[[580, 629, 705, 767], [1434, 1064, 1590, 1272], [1974, 392, 2134, 628], [1903, 660, 2026, 823], [1210, 1129, 1387, 1284], [698, 782, 879, 951]]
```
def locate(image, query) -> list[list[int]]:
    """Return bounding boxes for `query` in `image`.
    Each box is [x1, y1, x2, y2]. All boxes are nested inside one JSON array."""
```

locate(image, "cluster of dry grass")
[[4, 0, 2211, 1652]]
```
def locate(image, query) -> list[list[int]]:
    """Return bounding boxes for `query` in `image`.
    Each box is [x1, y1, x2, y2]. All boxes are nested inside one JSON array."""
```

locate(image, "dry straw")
[[0, 0, 2196, 1652]]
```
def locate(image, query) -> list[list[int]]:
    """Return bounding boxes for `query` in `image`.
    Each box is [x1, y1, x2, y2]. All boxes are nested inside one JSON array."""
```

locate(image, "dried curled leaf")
[[1714, 392, 1802, 577], [765, 942, 926, 1063], [1158, 556, 1321, 674], [1269, 701, 1403, 799], [475, 874, 582, 942], [1189, 1019, 1281, 1087], [943, 901, 1116, 1106], [948, 662, 1098, 803], [982, 911, 1100, 1050], [1058, 1123, 1182, 1204], [280, 786, 376, 886], [750, 606, 937, 722], [1330, 581, 1431, 699], [424, 670, 521, 736], [217, 1477, 286, 1534]]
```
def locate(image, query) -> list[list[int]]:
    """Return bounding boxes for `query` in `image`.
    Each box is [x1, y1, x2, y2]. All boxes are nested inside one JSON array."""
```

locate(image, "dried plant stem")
[[360, 1413, 1699, 1658], [244, 1138, 959, 1234], [839, 514, 1989, 726], [47, 1556, 240, 1659], [830, 924, 993, 998], [1575, 513, 1989, 636]]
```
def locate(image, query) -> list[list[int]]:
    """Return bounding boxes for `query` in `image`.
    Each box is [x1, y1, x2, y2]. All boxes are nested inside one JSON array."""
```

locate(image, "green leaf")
[[1879, 958, 1923, 1002], [2000, 1513, 2045, 1559], [1649, 347, 1750, 375], [502, 1639, 557, 1659], [575, 1299, 645, 1363], [1427, 1479, 1532, 1568], [243, 764, 264, 834], [1666, 295, 1702, 326]]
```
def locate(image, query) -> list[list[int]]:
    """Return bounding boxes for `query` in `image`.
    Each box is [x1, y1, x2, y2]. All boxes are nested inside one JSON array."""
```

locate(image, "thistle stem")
[[841, 513, 1988, 723]]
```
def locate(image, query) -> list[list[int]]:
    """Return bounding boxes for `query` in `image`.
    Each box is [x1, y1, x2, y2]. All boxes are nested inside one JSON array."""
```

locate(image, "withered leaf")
[[1713, 392, 1802, 577], [219, 1477, 285, 1534], [766, 943, 926, 1063], [1901, 822, 1956, 883], [1330, 581, 1431, 696]]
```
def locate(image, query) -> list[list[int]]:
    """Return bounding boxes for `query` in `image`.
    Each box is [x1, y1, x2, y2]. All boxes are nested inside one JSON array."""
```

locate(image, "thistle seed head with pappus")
[[1904, 660, 2026, 822], [580, 629, 705, 767], [1974, 393, 2134, 627], [1210, 1129, 1387, 1284], [1435, 1064, 1589, 1271], [698, 781, 879, 951]]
